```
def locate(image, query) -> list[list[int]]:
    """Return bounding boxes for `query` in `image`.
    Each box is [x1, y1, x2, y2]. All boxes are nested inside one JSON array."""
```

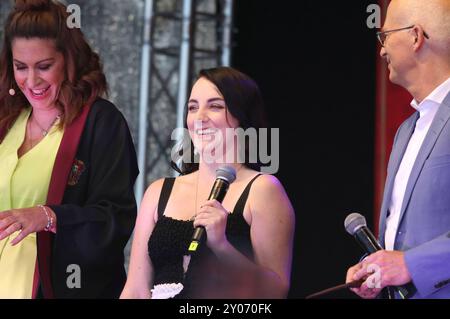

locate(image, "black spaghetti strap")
[[157, 177, 176, 218], [232, 174, 262, 215]]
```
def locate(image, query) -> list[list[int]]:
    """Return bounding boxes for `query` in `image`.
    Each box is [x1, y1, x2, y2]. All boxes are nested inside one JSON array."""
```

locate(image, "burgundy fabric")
[[37, 104, 91, 298]]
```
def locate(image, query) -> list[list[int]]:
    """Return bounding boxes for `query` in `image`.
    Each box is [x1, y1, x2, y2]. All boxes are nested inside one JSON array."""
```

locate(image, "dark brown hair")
[[171, 66, 268, 174], [0, 0, 107, 136]]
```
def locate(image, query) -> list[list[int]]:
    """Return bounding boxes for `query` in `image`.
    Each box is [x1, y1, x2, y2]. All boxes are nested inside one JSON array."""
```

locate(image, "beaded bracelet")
[[38, 205, 53, 232]]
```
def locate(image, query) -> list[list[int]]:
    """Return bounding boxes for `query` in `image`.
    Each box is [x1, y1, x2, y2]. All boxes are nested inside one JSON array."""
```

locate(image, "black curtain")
[[233, 0, 377, 298]]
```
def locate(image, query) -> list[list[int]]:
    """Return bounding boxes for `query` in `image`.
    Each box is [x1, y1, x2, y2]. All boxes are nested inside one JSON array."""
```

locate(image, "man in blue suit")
[[346, 0, 450, 299]]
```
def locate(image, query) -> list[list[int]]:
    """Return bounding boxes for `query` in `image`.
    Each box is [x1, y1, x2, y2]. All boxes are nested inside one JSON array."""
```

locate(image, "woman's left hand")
[[0, 207, 52, 245], [193, 199, 229, 250]]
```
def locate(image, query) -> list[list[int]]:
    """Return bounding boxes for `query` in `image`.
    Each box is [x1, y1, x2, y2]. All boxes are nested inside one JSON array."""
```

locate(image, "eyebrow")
[[13, 58, 55, 65], [188, 97, 225, 104]]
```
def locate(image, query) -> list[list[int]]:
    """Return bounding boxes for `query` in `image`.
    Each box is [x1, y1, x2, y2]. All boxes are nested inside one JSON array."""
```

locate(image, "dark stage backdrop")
[[233, 1, 379, 298]]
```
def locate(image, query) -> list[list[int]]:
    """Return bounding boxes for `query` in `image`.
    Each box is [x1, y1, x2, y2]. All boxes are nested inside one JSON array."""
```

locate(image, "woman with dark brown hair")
[[121, 67, 295, 299], [0, 0, 139, 298]]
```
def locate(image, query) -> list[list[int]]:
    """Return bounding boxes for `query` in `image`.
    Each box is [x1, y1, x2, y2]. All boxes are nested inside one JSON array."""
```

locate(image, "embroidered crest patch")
[[68, 159, 85, 186]]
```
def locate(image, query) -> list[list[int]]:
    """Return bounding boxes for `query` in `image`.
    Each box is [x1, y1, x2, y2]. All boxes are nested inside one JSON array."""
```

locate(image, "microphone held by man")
[[344, 213, 411, 299]]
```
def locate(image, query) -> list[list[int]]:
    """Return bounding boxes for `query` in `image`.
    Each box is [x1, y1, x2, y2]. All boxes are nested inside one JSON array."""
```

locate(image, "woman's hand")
[[0, 206, 55, 245], [193, 199, 229, 251]]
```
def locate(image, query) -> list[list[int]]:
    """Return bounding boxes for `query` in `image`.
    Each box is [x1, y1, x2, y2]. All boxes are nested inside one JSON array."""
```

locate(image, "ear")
[[412, 25, 427, 51]]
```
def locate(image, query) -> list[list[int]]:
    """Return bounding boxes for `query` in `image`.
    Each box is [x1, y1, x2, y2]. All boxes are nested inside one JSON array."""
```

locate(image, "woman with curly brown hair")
[[0, 0, 139, 298]]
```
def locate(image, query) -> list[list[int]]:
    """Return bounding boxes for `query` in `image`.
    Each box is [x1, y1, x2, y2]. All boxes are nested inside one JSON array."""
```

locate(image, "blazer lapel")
[[378, 112, 419, 243], [397, 93, 450, 234]]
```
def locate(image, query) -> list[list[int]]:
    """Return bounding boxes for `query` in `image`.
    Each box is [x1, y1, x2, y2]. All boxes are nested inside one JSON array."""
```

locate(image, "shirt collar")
[[411, 76, 450, 112]]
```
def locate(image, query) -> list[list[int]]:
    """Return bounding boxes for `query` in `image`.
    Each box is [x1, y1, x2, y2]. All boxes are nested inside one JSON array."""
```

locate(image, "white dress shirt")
[[385, 77, 450, 251]]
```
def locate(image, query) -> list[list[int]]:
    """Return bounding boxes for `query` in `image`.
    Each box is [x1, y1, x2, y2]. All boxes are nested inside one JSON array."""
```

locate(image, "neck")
[[196, 143, 243, 176], [406, 65, 450, 103], [31, 107, 60, 128], [197, 161, 243, 180]]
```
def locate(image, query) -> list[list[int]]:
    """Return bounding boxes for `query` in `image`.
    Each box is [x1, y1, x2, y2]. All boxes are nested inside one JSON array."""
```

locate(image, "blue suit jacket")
[[378, 92, 450, 298]]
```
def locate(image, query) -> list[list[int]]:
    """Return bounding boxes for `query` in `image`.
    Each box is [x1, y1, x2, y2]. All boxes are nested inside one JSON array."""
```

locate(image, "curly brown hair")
[[0, 0, 107, 136]]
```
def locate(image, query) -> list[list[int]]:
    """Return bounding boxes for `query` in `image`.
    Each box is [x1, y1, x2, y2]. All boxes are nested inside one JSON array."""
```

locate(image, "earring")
[[9, 88, 15, 96]]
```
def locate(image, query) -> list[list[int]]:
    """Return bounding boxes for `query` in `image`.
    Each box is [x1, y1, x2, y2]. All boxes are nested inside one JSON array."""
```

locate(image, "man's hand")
[[346, 250, 412, 298]]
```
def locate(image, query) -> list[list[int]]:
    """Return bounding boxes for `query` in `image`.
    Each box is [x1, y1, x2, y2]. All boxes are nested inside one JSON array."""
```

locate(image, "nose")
[[26, 69, 41, 88], [380, 46, 387, 59], [196, 106, 209, 122]]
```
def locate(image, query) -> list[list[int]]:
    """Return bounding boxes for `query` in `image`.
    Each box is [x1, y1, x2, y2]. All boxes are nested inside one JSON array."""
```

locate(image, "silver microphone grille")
[[344, 212, 367, 235], [216, 165, 237, 184]]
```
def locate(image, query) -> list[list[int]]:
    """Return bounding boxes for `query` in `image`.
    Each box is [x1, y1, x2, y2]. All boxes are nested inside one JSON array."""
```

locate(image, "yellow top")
[[0, 108, 63, 298]]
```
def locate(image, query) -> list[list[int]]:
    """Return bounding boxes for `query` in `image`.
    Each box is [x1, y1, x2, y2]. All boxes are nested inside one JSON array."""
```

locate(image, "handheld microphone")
[[344, 213, 382, 254], [344, 212, 409, 299], [188, 165, 237, 253]]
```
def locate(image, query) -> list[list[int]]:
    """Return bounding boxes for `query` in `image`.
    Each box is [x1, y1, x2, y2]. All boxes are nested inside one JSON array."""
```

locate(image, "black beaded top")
[[148, 175, 261, 298]]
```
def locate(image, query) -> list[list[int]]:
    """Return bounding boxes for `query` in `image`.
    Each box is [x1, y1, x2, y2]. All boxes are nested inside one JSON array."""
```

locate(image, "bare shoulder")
[[251, 174, 287, 197], [140, 177, 166, 222], [143, 178, 166, 201], [248, 174, 294, 218]]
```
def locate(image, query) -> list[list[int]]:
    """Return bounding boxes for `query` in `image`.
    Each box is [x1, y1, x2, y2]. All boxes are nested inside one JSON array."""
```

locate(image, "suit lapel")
[[378, 112, 419, 243], [397, 93, 450, 232]]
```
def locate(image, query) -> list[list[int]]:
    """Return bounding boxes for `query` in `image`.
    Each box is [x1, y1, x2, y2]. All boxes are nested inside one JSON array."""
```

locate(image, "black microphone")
[[344, 213, 382, 254], [344, 212, 410, 299], [188, 165, 236, 253]]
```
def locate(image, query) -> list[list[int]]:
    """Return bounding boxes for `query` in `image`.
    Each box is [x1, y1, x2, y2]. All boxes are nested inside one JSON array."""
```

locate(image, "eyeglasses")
[[376, 25, 429, 47]]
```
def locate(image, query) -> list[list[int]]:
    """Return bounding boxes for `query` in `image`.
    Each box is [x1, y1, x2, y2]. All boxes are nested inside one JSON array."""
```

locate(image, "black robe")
[[2, 98, 139, 298]]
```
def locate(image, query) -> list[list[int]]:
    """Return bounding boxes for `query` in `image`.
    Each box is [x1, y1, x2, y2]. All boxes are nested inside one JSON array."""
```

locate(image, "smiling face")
[[12, 37, 65, 111], [187, 77, 239, 159]]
